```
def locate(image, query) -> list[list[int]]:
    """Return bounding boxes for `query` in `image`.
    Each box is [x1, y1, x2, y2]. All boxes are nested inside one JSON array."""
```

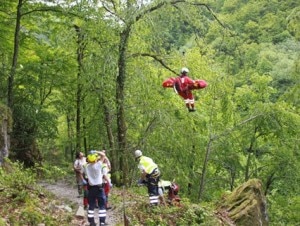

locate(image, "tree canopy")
[[0, 0, 299, 224]]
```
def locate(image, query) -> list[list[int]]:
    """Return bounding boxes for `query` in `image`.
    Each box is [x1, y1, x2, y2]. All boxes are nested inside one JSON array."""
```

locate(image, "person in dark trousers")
[[73, 151, 86, 197], [84, 153, 109, 226], [102, 155, 112, 209], [135, 150, 160, 206]]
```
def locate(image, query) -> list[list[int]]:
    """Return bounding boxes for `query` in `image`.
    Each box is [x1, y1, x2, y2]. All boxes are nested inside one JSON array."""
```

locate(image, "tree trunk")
[[7, 0, 22, 110], [245, 128, 256, 181], [0, 105, 11, 166], [198, 135, 213, 201], [4, 0, 23, 162], [74, 25, 85, 151], [264, 171, 275, 196], [116, 28, 131, 185], [83, 115, 88, 154], [245, 152, 251, 181], [229, 168, 236, 191], [101, 97, 116, 170], [67, 114, 74, 160]]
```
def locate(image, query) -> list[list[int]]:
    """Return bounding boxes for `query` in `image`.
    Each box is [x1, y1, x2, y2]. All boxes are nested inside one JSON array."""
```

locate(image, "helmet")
[[171, 183, 179, 194], [135, 150, 142, 158], [181, 67, 189, 74], [87, 154, 97, 163]]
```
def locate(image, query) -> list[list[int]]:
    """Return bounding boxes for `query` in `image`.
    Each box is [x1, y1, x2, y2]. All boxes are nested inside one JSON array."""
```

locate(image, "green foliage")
[[0, 159, 75, 225], [0, 159, 36, 191], [34, 162, 67, 182], [268, 195, 300, 225], [178, 204, 217, 225], [287, 6, 300, 41], [0, 0, 299, 224], [125, 188, 219, 226], [19, 207, 43, 225]]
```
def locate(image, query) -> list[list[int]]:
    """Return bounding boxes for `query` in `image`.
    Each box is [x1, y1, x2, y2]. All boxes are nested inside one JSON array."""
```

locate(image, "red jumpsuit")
[[174, 74, 196, 112]]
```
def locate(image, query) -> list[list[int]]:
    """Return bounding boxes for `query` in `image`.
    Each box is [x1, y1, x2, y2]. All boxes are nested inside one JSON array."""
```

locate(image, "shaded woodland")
[[0, 0, 299, 225]]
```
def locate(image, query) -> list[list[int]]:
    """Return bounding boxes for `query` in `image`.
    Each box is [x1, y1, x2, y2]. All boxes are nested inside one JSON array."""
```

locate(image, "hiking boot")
[[89, 222, 96, 226], [188, 108, 196, 112]]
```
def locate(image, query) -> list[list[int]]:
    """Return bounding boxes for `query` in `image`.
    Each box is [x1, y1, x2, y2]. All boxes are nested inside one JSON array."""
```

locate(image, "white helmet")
[[181, 67, 189, 74], [135, 150, 142, 158]]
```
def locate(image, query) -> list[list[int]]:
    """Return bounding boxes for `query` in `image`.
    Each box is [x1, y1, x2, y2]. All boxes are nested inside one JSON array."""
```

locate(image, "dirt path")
[[39, 181, 123, 226]]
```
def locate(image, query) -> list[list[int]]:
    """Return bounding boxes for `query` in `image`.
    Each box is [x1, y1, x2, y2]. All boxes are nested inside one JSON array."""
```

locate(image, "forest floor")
[[39, 180, 124, 226]]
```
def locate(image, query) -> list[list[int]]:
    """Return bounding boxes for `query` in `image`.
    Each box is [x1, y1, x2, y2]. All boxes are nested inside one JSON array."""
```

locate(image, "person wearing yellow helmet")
[[87, 153, 98, 163], [84, 151, 110, 226], [82, 151, 105, 210]]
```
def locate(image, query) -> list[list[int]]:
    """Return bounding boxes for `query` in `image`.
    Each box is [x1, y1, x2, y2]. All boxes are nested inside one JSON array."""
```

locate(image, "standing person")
[[135, 150, 160, 206], [73, 151, 86, 197], [174, 67, 196, 112], [84, 153, 109, 226], [82, 162, 89, 210], [102, 154, 112, 209]]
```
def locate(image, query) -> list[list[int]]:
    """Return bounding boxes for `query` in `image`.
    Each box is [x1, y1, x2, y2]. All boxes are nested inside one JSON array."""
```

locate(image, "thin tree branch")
[[190, 3, 226, 29], [135, 0, 184, 23], [136, 116, 157, 148], [213, 114, 262, 141], [135, 1, 226, 31], [130, 52, 178, 75], [101, 2, 125, 23], [21, 7, 81, 18]]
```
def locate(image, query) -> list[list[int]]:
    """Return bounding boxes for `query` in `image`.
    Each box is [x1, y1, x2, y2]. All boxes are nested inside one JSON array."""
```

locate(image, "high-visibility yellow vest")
[[139, 156, 157, 174]]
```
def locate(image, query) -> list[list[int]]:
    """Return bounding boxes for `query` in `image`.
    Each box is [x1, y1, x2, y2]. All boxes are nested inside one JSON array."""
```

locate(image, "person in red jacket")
[[174, 67, 196, 112]]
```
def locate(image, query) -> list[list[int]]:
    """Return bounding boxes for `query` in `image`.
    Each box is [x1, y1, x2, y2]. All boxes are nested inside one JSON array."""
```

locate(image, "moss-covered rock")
[[216, 179, 268, 226]]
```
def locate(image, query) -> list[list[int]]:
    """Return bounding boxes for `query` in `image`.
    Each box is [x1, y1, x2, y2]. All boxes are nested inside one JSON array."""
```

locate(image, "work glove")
[[82, 179, 87, 185]]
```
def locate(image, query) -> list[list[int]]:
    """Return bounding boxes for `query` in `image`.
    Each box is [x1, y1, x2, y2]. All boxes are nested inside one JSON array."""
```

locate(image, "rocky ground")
[[40, 180, 123, 226]]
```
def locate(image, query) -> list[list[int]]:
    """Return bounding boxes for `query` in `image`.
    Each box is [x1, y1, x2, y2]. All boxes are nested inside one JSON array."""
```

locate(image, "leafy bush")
[[0, 159, 75, 225], [34, 162, 67, 182], [268, 194, 300, 225], [0, 160, 36, 190], [19, 207, 43, 225]]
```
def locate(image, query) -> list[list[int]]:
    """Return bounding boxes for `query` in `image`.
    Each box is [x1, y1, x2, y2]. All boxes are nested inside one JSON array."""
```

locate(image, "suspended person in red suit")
[[162, 67, 207, 112], [174, 67, 197, 112]]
